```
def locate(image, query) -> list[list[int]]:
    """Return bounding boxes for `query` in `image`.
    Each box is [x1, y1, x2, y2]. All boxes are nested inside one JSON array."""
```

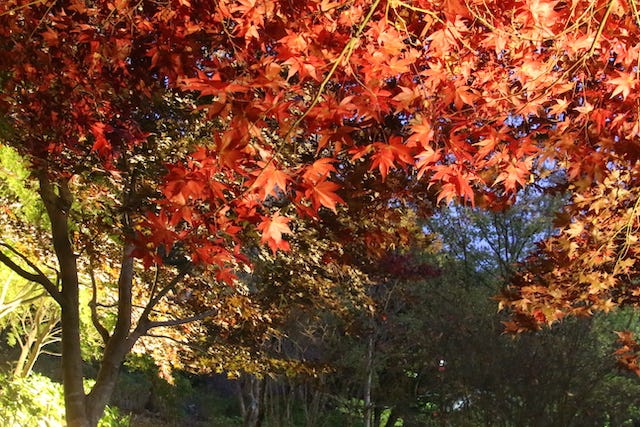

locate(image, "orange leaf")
[[257, 212, 292, 254], [494, 161, 530, 193], [370, 137, 412, 181], [253, 163, 289, 199], [302, 158, 336, 184], [407, 116, 434, 148], [306, 179, 344, 213], [607, 72, 636, 100]]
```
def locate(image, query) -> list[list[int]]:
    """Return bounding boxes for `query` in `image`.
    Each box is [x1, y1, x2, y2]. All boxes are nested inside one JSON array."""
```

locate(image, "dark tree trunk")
[[60, 287, 90, 427], [38, 173, 89, 427], [38, 175, 143, 427], [86, 244, 137, 425], [13, 172, 187, 427]]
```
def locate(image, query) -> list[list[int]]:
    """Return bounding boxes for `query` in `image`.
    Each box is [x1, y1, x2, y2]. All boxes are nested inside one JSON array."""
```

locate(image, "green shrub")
[[98, 406, 131, 427], [147, 371, 195, 421], [0, 372, 131, 427], [121, 355, 197, 421], [0, 371, 65, 426]]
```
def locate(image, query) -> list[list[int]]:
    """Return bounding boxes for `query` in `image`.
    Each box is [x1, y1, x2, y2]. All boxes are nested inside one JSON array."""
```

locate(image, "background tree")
[[417, 192, 640, 426], [0, 145, 61, 378]]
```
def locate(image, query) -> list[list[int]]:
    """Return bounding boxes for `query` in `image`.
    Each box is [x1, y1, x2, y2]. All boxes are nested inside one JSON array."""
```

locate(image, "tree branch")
[[144, 332, 187, 346], [125, 267, 190, 346], [147, 309, 218, 330], [148, 262, 160, 304], [144, 332, 208, 353], [96, 302, 118, 308], [138, 267, 189, 326], [0, 242, 60, 303], [88, 259, 110, 344]]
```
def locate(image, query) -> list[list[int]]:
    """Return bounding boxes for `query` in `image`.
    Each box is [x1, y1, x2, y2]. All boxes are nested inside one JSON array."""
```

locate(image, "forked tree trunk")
[[85, 334, 138, 426], [240, 374, 266, 427], [86, 246, 141, 426], [30, 174, 177, 427], [38, 174, 139, 427], [39, 174, 90, 427]]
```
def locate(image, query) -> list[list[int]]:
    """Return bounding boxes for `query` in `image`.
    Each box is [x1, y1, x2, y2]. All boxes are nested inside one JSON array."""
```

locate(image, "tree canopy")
[[2, 0, 640, 425]]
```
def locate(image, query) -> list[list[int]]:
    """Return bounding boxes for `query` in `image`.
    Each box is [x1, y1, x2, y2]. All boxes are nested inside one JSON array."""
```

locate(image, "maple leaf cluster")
[[3, 0, 640, 373], [157, 0, 640, 263], [0, 0, 546, 271], [499, 168, 640, 358], [614, 331, 640, 376]]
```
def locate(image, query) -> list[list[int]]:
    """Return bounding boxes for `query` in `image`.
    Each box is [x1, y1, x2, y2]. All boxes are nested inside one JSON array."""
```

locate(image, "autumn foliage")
[[3, 0, 640, 425], [1, 0, 552, 270], [1, 0, 631, 263]]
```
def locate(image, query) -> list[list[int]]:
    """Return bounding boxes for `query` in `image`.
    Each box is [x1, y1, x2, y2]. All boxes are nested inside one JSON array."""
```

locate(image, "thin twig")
[[137, 267, 189, 327], [147, 309, 218, 329], [0, 0, 48, 17]]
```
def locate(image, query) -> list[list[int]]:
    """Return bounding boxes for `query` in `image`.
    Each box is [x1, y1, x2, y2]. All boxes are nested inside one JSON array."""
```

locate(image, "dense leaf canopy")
[[1, 0, 639, 329], [3, 0, 640, 424]]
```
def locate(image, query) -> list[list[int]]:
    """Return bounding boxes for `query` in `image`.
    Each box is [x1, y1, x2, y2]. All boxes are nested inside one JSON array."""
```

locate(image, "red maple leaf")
[[305, 179, 344, 213], [253, 162, 290, 199], [370, 136, 413, 181], [257, 212, 293, 253], [607, 72, 636, 100], [302, 158, 336, 184]]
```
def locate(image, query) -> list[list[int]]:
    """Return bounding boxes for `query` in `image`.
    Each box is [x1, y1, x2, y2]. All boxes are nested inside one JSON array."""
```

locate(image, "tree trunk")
[[29, 170, 193, 426], [85, 341, 131, 426], [240, 374, 265, 427], [86, 244, 138, 426], [38, 173, 90, 427], [14, 313, 39, 378], [364, 334, 374, 427], [61, 287, 90, 427]]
